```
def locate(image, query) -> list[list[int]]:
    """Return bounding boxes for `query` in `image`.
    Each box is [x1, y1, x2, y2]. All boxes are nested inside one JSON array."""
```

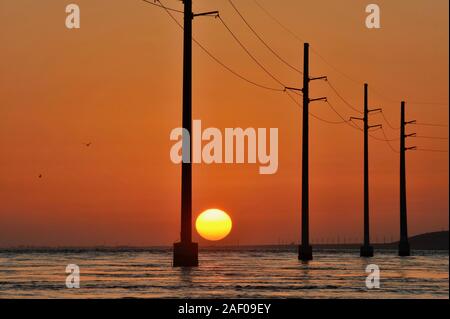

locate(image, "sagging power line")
[[151, 0, 285, 92], [252, 0, 449, 109], [217, 15, 286, 89], [142, 0, 448, 266], [227, 0, 302, 74]]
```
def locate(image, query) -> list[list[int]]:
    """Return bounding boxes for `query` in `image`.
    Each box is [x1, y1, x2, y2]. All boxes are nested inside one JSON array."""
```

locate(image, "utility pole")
[[173, 0, 218, 267], [399, 101, 416, 256], [287, 43, 326, 262], [351, 83, 381, 258]]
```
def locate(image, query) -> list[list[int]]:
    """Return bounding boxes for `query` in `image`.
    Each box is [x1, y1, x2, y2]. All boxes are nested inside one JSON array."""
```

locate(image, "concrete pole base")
[[173, 242, 198, 267], [398, 241, 411, 257], [298, 245, 313, 261], [360, 245, 374, 257]]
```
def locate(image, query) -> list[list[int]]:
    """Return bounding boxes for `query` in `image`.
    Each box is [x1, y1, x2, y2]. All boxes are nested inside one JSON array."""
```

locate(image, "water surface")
[[0, 248, 447, 298]]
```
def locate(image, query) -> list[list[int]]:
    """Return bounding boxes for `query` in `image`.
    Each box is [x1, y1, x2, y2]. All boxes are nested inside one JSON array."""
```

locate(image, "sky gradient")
[[0, 0, 448, 246]]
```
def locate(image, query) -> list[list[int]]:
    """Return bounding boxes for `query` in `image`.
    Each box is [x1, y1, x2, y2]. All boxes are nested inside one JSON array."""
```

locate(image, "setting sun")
[[195, 209, 233, 241]]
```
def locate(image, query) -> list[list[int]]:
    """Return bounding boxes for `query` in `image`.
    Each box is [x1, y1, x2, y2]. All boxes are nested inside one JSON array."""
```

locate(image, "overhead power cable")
[[142, 0, 183, 14], [415, 136, 449, 140], [252, 0, 305, 43], [228, 0, 302, 74], [416, 148, 449, 153], [379, 111, 400, 130], [154, 0, 284, 92], [414, 122, 448, 128], [146, 0, 448, 155], [326, 80, 363, 114], [251, 0, 448, 108], [285, 91, 347, 125], [217, 15, 286, 89]]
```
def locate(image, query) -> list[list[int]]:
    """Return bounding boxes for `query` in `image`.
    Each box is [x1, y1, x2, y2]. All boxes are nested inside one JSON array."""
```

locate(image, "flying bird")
[[84, 142, 92, 147], [38, 174, 42, 178]]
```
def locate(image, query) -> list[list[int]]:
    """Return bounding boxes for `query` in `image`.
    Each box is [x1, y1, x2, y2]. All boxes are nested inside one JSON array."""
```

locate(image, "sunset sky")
[[0, 0, 448, 247]]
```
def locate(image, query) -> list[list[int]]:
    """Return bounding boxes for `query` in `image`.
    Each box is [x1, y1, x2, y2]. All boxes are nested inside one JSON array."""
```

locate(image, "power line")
[[327, 98, 399, 154], [285, 91, 347, 125], [253, 0, 365, 87], [253, 0, 448, 110], [416, 148, 449, 153], [325, 100, 355, 126], [141, 0, 184, 14], [351, 119, 399, 152], [316, 50, 449, 109], [155, 0, 284, 92], [414, 122, 449, 128], [376, 109, 448, 132], [217, 15, 286, 88], [409, 102, 449, 107], [288, 89, 303, 96], [151, 0, 447, 156], [252, 0, 305, 43], [324, 99, 377, 132], [379, 110, 400, 130], [370, 87, 449, 108], [326, 80, 363, 114], [227, 0, 302, 74], [381, 111, 448, 132], [324, 88, 446, 153], [193, 37, 285, 92], [349, 117, 400, 152], [415, 135, 449, 140], [310, 46, 363, 87], [369, 125, 383, 133], [366, 127, 399, 142], [380, 128, 400, 153], [369, 87, 399, 104]]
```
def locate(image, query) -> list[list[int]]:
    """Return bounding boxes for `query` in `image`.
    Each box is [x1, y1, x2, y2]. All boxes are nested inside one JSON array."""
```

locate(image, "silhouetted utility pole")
[[173, 0, 218, 267], [399, 101, 416, 256], [287, 43, 326, 261], [351, 84, 381, 258]]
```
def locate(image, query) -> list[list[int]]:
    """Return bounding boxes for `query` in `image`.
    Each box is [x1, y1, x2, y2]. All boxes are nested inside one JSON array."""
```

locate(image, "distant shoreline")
[[1, 231, 448, 252]]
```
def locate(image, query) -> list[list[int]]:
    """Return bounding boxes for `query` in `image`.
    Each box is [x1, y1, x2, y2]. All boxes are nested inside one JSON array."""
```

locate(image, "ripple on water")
[[0, 250, 447, 299]]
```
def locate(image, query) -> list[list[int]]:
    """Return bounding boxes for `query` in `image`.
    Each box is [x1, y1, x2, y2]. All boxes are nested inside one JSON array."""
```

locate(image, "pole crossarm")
[[193, 10, 219, 18], [285, 86, 303, 92], [368, 108, 382, 114], [406, 146, 417, 151], [350, 116, 364, 121], [405, 120, 417, 125], [309, 97, 327, 103], [369, 124, 382, 129], [405, 133, 417, 138], [310, 76, 328, 81]]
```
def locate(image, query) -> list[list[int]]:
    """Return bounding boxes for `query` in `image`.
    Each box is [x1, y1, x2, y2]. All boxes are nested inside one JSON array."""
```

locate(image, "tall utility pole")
[[351, 84, 381, 258], [399, 101, 416, 256], [287, 43, 326, 261], [173, 0, 218, 267]]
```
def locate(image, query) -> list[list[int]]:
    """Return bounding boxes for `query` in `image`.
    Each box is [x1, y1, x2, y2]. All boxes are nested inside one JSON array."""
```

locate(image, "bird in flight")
[[84, 142, 92, 147], [38, 174, 42, 178]]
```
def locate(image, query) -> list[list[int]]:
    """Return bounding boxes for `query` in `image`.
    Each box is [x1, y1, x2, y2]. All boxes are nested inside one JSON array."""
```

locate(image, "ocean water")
[[0, 248, 448, 299]]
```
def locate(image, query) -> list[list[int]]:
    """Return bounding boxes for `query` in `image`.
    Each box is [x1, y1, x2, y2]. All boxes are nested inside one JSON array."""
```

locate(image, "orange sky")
[[0, 0, 448, 246]]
